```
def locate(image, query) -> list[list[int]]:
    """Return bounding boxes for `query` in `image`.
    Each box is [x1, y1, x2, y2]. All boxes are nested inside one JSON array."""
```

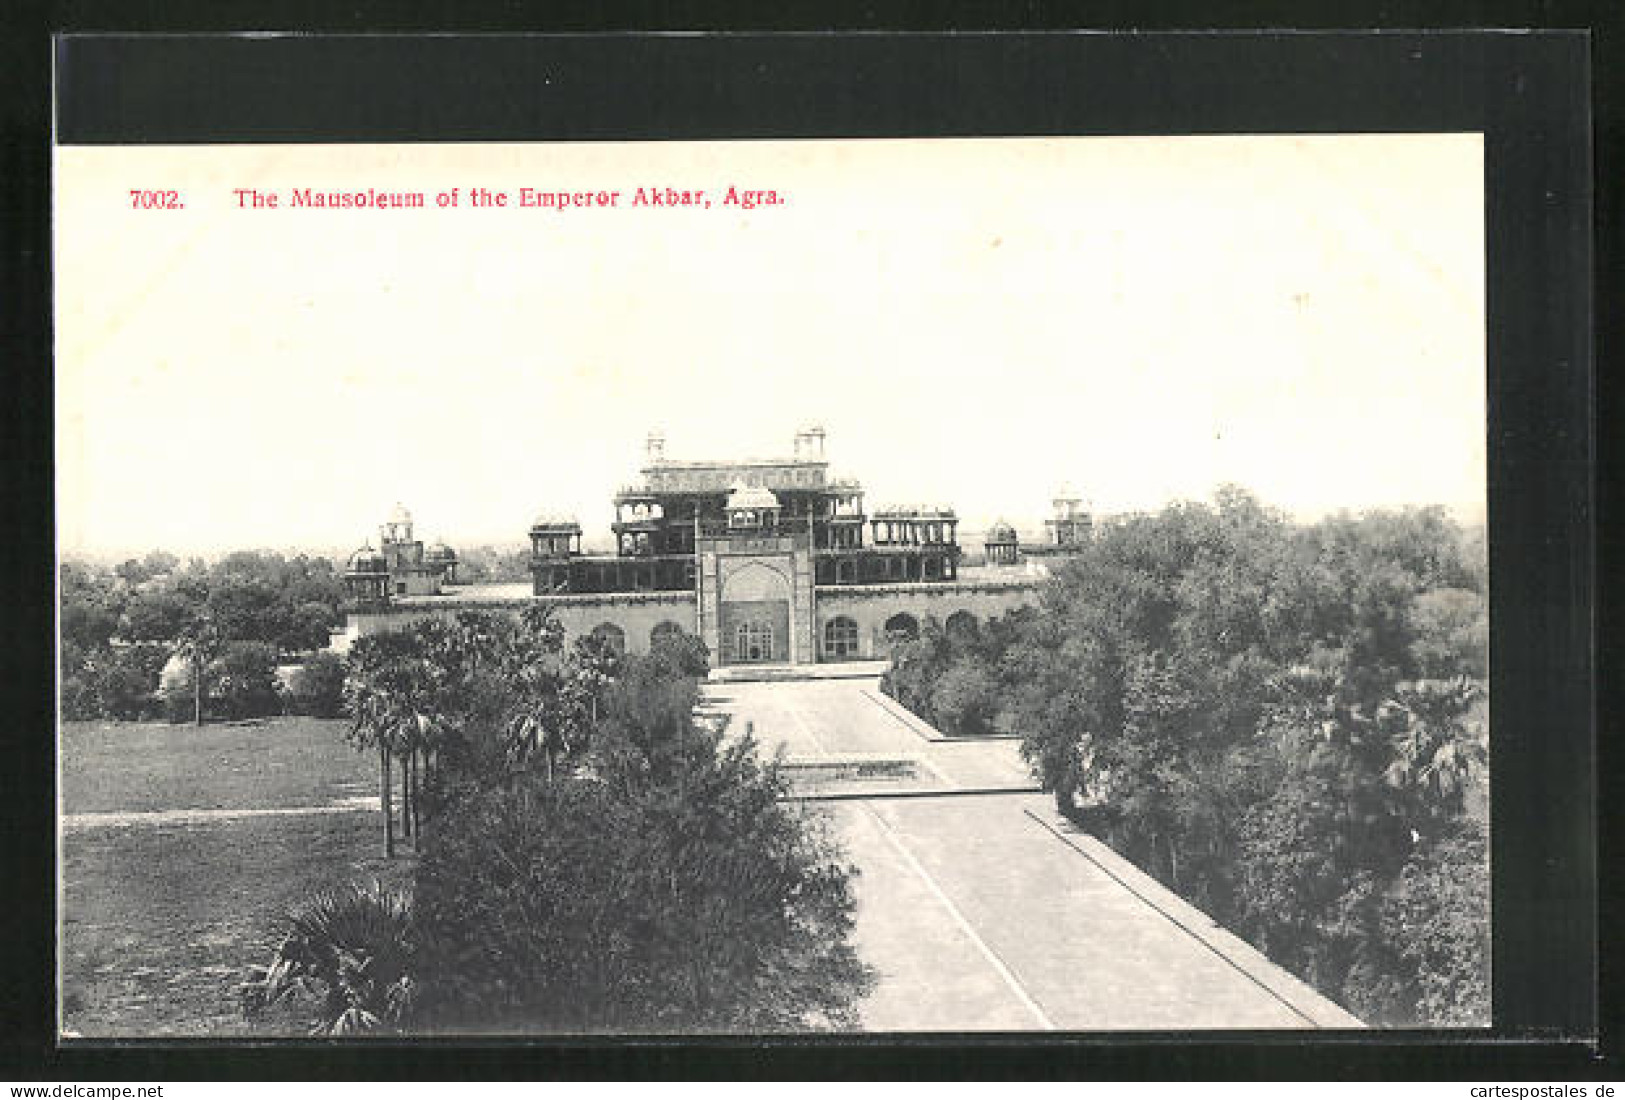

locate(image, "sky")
[[55, 135, 1485, 558]]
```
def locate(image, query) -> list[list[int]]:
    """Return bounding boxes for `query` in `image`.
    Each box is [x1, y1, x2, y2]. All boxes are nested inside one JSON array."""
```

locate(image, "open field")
[[62, 717, 374, 814], [61, 812, 401, 1036], [60, 716, 394, 1037]]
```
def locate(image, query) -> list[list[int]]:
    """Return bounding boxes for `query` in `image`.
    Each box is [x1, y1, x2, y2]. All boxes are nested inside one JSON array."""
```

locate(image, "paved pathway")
[[707, 676, 1035, 792], [710, 677, 1363, 1031], [61, 796, 379, 830]]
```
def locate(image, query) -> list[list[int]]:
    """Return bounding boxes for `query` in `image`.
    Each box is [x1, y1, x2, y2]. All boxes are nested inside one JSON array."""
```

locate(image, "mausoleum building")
[[341, 429, 1091, 668]]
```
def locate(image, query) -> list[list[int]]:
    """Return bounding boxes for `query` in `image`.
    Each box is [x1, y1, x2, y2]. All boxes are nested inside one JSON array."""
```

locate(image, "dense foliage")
[[60, 551, 347, 722], [411, 656, 869, 1032], [240, 878, 416, 1036], [884, 488, 1488, 1026], [249, 612, 870, 1034], [286, 652, 349, 717]]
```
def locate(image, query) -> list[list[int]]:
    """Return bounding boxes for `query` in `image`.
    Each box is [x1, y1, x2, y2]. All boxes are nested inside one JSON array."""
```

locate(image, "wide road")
[[707, 677, 1364, 1031]]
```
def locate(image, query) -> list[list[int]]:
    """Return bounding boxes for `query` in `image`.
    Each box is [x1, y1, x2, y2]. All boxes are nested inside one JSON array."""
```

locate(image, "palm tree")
[[487, 606, 576, 784], [1383, 677, 1487, 825], [344, 633, 433, 857], [173, 612, 224, 726], [241, 878, 415, 1035]]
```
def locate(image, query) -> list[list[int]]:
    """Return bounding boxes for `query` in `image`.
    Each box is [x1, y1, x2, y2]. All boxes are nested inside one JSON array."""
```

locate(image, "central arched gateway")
[[717, 560, 791, 664]]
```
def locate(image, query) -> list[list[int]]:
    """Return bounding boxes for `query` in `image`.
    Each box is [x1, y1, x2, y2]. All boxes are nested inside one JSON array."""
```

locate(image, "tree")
[[887, 488, 1489, 1025], [345, 631, 435, 857], [340, 610, 549, 856], [495, 606, 578, 783], [279, 600, 340, 655], [62, 548, 356, 727], [566, 634, 620, 728], [173, 614, 226, 726], [92, 643, 168, 719], [1411, 588, 1488, 680], [647, 628, 711, 679], [207, 572, 283, 646], [409, 653, 871, 1032], [213, 641, 283, 719], [881, 617, 953, 724], [929, 659, 1000, 737], [60, 562, 125, 653], [281, 613, 870, 1033], [120, 579, 198, 645], [114, 550, 179, 586], [288, 652, 347, 717]]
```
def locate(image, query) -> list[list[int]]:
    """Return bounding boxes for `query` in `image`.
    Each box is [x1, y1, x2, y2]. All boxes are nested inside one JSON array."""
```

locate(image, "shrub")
[[647, 630, 711, 679], [1376, 823, 1490, 1026], [930, 659, 1001, 736], [241, 878, 415, 1035], [93, 660, 160, 720], [287, 652, 347, 717]]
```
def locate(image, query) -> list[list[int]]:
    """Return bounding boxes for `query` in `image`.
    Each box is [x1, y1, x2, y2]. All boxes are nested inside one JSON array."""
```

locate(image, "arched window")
[[946, 610, 979, 639], [824, 616, 860, 659], [883, 613, 919, 642], [590, 622, 626, 655], [650, 621, 684, 648]]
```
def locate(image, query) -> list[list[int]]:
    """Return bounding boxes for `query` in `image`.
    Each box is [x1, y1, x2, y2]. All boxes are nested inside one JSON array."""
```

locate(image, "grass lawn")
[[61, 811, 406, 1037], [61, 716, 375, 814], [60, 715, 403, 1036]]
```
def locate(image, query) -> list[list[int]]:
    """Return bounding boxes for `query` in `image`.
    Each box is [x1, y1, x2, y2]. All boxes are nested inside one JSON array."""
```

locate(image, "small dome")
[[347, 544, 387, 573], [727, 480, 780, 511], [427, 538, 457, 561], [987, 520, 1018, 543], [387, 503, 413, 528], [530, 512, 581, 530]]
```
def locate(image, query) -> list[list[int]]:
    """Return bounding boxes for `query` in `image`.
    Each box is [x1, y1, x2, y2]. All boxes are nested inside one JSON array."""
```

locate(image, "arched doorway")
[[883, 613, 920, 643], [946, 610, 979, 640], [590, 622, 626, 656], [718, 562, 791, 665], [734, 620, 775, 663]]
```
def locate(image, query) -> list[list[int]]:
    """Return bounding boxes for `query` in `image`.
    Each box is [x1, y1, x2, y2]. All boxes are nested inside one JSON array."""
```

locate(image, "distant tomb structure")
[[342, 430, 1093, 667]]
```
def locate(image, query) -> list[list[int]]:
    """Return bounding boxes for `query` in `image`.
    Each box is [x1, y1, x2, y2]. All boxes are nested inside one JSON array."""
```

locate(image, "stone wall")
[[347, 591, 699, 657], [342, 578, 1040, 665], [812, 580, 1041, 660]]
